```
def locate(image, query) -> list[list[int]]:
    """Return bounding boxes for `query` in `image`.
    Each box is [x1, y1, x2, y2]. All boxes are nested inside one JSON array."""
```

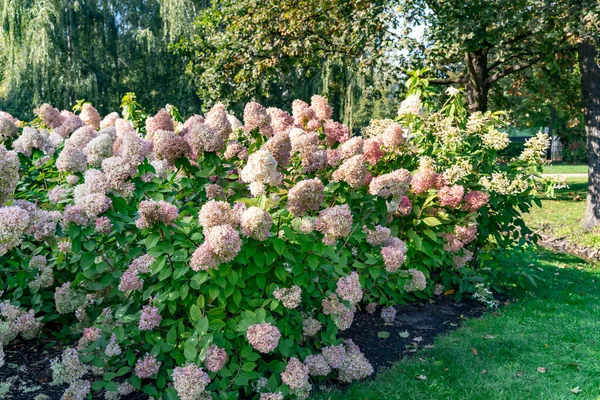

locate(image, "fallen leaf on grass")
[[516, 371, 523, 377], [415, 375, 427, 380], [537, 367, 546, 373], [378, 331, 391, 339], [470, 348, 478, 357], [483, 334, 495, 340], [399, 331, 409, 338], [570, 387, 582, 394], [481, 370, 487, 374]]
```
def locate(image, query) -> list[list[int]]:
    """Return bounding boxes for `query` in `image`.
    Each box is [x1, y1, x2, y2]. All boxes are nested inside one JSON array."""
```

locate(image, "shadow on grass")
[[539, 180, 588, 201], [315, 248, 600, 400]]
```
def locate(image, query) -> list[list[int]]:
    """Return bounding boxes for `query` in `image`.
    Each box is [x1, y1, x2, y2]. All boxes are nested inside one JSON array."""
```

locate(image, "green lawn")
[[316, 249, 600, 400], [524, 177, 600, 249], [542, 164, 588, 175]]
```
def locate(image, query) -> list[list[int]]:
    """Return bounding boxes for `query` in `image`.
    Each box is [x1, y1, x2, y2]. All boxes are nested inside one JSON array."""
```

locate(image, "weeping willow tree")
[[0, 0, 204, 119]]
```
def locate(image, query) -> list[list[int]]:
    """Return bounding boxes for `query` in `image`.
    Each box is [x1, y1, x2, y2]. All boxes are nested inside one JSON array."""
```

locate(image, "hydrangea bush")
[[0, 88, 553, 399]]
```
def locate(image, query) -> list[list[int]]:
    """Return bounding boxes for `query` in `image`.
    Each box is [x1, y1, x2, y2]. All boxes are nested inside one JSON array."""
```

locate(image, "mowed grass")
[[316, 249, 600, 400], [542, 164, 588, 175], [524, 177, 600, 249]]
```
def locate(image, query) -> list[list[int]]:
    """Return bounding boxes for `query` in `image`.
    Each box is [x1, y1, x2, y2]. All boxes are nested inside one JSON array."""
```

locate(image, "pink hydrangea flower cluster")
[[0, 115, 18, 140], [244, 101, 273, 137], [204, 183, 224, 200], [273, 285, 302, 309], [369, 169, 412, 198], [152, 129, 189, 165], [139, 304, 162, 331], [453, 249, 474, 269], [403, 269, 427, 292], [398, 195, 413, 215], [198, 200, 238, 229], [438, 185, 465, 208], [77, 327, 102, 350], [266, 107, 294, 135], [241, 207, 273, 241], [441, 223, 478, 253], [50, 348, 87, 385], [48, 186, 69, 204], [337, 341, 374, 383], [84, 132, 115, 166], [54, 282, 85, 315], [79, 104, 101, 129], [322, 344, 346, 369], [332, 154, 367, 188], [204, 345, 227, 372], [28, 255, 53, 291], [95, 216, 113, 234], [105, 333, 122, 357], [463, 190, 490, 212], [119, 254, 155, 292], [302, 317, 322, 337], [322, 294, 355, 330], [135, 200, 179, 229], [286, 178, 324, 216], [323, 119, 350, 146], [292, 100, 316, 127], [135, 353, 161, 378], [144, 109, 173, 139], [241, 149, 282, 196], [363, 225, 408, 273], [36, 103, 65, 128], [363, 136, 384, 164], [363, 225, 391, 246], [185, 121, 227, 156], [304, 354, 331, 376], [172, 364, 211, 400], [411, 167, 444, 194], [315, 204, 353, 245], [224, 140, 248, 160], [0, 145, 19, 206], [260, 393, 284, 400], [0, 301, 43, 341], [281, 357, 311, 398], [335, 272, 363, 304], [246, 322, 281, 353], [264, 131, 292, 167]]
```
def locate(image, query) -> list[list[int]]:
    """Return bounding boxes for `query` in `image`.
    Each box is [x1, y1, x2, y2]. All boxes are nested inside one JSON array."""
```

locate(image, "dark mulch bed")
[[341, 296, 485, 373], [0, 296, 485, 399]]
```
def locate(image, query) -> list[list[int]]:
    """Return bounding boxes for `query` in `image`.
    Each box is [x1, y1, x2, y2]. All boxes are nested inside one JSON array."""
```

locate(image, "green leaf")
[[146, 233, 161, 249], [378, 331, 391, 339], [273, 238, 285, 255], [167, 326, 177, 344], [422, 217, 442, 226], [307, 254, 319, 270], [160, 241, 175, 255], [241, 362, 257, 372], [184, 341, 197, 362]]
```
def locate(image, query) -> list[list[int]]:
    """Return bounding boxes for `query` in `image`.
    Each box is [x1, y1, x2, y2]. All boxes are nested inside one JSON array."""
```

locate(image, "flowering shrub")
[[0, 91, 553, 399]]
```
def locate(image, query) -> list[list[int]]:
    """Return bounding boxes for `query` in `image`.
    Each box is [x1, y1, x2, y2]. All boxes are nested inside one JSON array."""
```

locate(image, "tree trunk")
[[579, 41, 600, 230], [465, 50, 489, 113]]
